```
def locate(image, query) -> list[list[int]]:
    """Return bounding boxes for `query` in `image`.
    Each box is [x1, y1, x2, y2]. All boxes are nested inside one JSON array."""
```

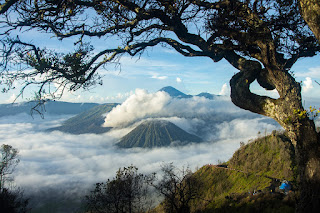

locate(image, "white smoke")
[[103, 89, 245, 128], [103, 89, 172, 127], [219, 83, 230, 96]]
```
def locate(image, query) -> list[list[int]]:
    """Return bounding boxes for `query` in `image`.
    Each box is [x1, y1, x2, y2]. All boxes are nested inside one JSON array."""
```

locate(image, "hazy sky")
[[1, 24, 320, 104]]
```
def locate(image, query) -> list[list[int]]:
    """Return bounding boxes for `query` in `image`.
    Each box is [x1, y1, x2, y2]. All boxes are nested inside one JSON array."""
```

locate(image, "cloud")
[[216, 118, 279, 140], [176, 77, 182, 83], [1, 113, 281, 198], [117, 56, 180, 75], [103, 89, 248, 128], [296, 67, 320, 78], [102, 88, 280, 142], [5, 93, 17, 103], [151, 75, 168, 80], [219, 83, 230, 96], [302, 77, 314, 93], [103, 89, 172, 127]]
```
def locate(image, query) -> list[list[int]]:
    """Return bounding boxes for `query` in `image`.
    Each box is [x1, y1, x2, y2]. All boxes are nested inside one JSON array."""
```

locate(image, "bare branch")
[[0, 0, 18, 14]]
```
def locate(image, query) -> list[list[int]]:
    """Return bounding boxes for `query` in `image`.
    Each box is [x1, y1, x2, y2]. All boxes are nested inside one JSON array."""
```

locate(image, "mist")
[[0, 92, 283, 212]]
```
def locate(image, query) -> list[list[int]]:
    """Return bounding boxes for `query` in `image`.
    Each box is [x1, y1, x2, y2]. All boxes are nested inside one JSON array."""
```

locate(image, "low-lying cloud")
[[0, 92, 284, 211], [3, 114, 280, 193]]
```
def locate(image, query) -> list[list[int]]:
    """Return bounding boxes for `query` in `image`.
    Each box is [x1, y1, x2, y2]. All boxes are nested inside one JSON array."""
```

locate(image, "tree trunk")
[[294, 119, 320, 213], [298, 1, 320, 211], [299, 0, 320, 42], [229, 60, 320, 213]]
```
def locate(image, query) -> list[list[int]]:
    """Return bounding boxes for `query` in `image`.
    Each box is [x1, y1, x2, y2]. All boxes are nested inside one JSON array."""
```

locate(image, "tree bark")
[[229, 59, 320, 213], [299, 0, 320, 42], [294, 119, 320, 213]]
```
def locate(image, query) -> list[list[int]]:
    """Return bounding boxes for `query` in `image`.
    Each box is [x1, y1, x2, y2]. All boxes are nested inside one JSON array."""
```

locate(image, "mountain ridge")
[[47, 103, 118, 134], [0, 101, 99, 117]]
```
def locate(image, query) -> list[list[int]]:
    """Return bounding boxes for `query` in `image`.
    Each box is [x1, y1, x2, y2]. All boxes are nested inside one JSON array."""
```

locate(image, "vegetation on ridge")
[[187, 131, 296, 213]]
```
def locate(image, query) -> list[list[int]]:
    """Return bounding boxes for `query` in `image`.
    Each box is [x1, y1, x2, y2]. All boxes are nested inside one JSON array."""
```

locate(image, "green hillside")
[[48, 103, 118, 134], [189, 131, 296, 213], [116, 120, 202, 148], [151, 131, 296, 213], [228, 132, 295, 181]]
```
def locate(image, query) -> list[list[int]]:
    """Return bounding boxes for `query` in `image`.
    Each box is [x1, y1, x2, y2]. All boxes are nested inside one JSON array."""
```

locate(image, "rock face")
[[116, 120, 202, 148]]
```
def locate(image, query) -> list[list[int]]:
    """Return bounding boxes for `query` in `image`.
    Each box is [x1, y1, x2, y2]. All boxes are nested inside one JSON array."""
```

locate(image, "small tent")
[[279, 180, 291, 193]]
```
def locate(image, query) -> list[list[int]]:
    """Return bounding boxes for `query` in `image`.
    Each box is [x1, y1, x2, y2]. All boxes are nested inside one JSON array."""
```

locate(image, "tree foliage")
[[151, 164, 202, 213], [85, 166, 152, 213], [0, 144, 29, 213], [0, 188, 29, 213], [0, 144, 19, 190], [0, 0, 318, 101]]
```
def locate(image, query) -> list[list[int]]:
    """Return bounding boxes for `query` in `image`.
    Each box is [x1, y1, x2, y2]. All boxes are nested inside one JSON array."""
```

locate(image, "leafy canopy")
[[0, 0, 319, 101]]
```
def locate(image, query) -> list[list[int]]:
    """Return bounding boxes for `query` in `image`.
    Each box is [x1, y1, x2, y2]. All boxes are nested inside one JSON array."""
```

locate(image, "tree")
[[0, 144, 20, 191], [0, 144, 29, 213], [85, 166, 152, 213], [151, 164, 202, 213], [0, 188, 29, 213], [299, 0, 320, 42], [0, 1, 320, 212]]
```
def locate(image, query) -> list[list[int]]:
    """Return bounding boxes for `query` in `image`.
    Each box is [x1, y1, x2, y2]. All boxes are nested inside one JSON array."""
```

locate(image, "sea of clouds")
[[0, 89, 283, 211]]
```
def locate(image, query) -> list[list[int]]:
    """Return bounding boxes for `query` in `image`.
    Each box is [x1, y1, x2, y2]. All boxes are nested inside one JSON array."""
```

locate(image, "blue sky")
[[1, 29, 320, 104]]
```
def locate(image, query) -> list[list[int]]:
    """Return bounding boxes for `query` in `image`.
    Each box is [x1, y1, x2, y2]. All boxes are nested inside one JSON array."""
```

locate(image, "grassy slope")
[[190, 132, 296, 212]]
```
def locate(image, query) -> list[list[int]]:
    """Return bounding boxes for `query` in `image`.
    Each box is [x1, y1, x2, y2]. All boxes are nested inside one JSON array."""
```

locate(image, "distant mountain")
[[159, 86, 193, 98], [48, 103, 118, 134], [159, 86, 219, 99], [116, 120, 202, 148], [196, 92, 218, 100], [0, 101, 98, 117]]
